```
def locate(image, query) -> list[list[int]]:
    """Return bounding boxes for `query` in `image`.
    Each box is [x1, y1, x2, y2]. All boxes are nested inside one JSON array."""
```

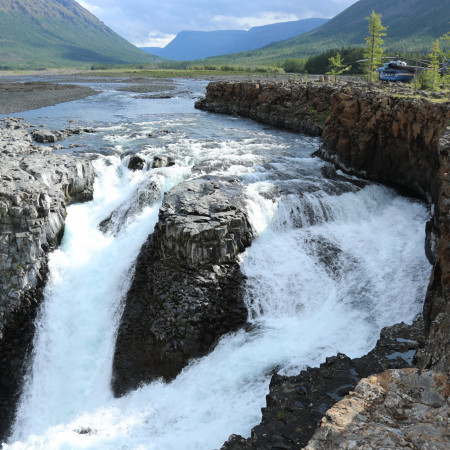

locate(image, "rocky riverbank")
[[196, 79, 450, 448], [0, 117, 95, 441]]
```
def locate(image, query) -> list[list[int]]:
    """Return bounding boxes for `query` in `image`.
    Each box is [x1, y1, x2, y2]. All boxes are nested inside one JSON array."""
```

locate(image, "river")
[[3, 77, 431, 449]]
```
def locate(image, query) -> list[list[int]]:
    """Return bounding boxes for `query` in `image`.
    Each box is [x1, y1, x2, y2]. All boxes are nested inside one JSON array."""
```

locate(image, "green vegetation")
[[280, 58, 307, 73], [428, 39, 442, 91], [86, 66, 285, 79], [363, 11, 387, 83], [0, 0, 159, 69], [327, 52, 351, 84], [304, 47, 364, 75]]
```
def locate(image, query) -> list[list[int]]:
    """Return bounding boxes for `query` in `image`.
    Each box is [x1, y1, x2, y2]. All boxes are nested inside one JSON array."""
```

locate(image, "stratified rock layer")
[[305, 369, 449, 449], [195, 80, 334, 136], [112, 176, 253, 396], [0, 117, 94, 442]]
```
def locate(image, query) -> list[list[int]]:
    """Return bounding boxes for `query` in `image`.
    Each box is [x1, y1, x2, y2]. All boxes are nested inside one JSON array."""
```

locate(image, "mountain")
[[205, 0, 450, 65], [141, 18, 328, 61], [0, 0, 160, 69]]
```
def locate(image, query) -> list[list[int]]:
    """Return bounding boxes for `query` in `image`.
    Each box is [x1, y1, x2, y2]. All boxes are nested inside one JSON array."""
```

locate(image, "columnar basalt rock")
[[0, 117, 95, 442], [416, 129, 450, 371], [112, 176, 254, 396], [320, 86, 449, 201], [195, 80, 334, 136]]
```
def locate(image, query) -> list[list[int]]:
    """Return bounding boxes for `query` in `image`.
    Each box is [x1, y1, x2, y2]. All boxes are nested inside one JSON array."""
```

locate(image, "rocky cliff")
[[0, 118, 94, 441], [305, 368, 449, 449], [196, 80, 450, 448], [112, 176, 253, 396], [195, 80, 334, 136]]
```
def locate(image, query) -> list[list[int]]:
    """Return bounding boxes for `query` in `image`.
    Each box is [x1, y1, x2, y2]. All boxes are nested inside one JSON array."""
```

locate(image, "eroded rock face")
[[112, 176, 253, 396], [320, 86, 449, 202], [416, 129, 450, 371], [195, 80, 334, 136], [0, 117, 95, 442], [305, 369, 449, 449]]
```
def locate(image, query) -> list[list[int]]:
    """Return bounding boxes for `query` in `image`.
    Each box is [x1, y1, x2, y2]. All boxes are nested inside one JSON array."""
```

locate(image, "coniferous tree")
[[327, 52, 350, 84], [363, 11, 387, 83], [428, 39, 442, 91], [440, 31, 450, 98]]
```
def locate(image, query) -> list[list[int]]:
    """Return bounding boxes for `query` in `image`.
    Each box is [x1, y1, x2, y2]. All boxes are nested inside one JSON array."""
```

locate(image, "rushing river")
[[3, 78, 431, 449]]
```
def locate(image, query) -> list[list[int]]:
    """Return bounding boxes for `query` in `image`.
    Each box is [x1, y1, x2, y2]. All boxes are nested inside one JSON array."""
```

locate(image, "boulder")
[[128, 155, 146, 171], [152, 155, 175, 168], [32, 128, 57, 143]]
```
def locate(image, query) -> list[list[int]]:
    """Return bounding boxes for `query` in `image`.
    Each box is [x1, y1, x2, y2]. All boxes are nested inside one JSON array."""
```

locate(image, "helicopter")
[[375, 56, 449, 83]]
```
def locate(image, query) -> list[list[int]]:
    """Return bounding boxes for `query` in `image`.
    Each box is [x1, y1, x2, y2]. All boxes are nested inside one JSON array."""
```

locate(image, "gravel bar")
[[0, 81, 97, 114]]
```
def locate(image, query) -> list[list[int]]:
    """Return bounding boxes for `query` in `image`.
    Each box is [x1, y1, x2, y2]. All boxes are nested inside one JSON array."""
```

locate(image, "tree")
[[363, 11, 387, 83], [439, 30, 450, 98], [428, 39, 442, 91], [326, 52, 350, 84]]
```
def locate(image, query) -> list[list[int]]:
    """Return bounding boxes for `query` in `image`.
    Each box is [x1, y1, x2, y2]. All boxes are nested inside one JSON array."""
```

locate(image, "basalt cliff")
[[0, 118, 95, 441], [196, 80, 450, 448]]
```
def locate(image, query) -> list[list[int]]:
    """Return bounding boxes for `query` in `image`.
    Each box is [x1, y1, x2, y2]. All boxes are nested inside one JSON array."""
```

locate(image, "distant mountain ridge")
[[205, 0, 450, 65], [141, 18, 328, 61], [0, 0, 159, 69]]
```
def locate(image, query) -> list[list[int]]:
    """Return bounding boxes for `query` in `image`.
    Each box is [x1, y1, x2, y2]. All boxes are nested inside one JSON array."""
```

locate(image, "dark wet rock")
[[0, 117, 95, 443], [137, 94, 173, 99], [416, 129, 450, 373], [99, 178, 161, 236], [128, 155, 146, 171], [112, 176, 254, 396], [152, 155, 175, 168], [221, 320, 426, 450]]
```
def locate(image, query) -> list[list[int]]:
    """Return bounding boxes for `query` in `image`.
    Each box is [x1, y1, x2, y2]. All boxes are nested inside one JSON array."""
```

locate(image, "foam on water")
[[4, 80, 432, 449]]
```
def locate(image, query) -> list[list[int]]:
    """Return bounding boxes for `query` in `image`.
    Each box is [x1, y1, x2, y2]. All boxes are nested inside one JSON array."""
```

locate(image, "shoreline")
[[0, 81, 97, 114]]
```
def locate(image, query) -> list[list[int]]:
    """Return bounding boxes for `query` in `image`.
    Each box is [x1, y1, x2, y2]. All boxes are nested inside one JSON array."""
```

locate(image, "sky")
[[78, 0, 359, 48]]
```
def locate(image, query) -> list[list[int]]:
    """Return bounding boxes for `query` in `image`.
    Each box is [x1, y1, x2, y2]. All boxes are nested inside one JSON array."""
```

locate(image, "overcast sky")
[[78, 0, 359, 47]]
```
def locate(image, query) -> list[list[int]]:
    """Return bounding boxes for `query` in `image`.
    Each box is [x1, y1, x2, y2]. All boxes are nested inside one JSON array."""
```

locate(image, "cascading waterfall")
[[3, 79, 431, 449]]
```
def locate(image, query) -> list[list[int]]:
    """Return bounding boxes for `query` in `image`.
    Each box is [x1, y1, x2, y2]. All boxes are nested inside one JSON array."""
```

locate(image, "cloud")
[[77, 0, 359, 46], [138, 32, 177, 48], [212, 12, 300, 30]]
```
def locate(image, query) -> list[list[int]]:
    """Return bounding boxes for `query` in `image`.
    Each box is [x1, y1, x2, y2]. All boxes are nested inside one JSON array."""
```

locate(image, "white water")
[[4, 80, 431, 449]]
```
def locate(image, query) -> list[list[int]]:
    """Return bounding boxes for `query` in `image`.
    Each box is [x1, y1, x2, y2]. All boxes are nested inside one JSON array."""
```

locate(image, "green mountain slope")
[[0, 0, 159, 69], [205, 0, 450, 65]]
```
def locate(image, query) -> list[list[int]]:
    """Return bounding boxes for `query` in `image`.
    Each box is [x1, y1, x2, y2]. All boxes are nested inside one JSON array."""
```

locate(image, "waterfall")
[[4, 79, 431, 449]]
